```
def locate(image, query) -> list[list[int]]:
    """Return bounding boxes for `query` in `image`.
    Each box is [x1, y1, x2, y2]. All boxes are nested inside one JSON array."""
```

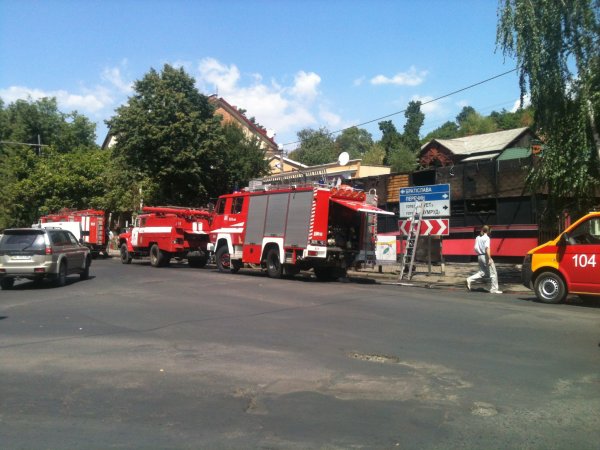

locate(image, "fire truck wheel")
[[150, 244, 170, 267], [314, 267, 345, 282], [534, 271, 567, 304], [283, 264, 300, 278], [120, 244, 132, 264], [231, 260, 243, 273], [215, 246, 231, 273], [266, 248, 283, 279], [188, 255, 208, 268]]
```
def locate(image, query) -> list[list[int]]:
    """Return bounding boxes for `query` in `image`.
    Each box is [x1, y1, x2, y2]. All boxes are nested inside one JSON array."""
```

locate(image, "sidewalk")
[[348, 262, 530, 294]]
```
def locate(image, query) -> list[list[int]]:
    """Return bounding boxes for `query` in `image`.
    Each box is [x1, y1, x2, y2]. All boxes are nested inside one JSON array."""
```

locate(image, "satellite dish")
[[338, 151, 350, 166]]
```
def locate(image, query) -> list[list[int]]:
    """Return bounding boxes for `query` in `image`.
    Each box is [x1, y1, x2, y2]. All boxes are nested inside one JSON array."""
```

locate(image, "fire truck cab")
[[522, 212, 600, 303], [118, 206, 212, 268], [209, 184, 394, 280]]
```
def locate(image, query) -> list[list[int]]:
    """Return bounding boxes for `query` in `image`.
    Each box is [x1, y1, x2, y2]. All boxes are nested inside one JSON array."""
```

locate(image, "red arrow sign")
[[398, 219, 449, 236]]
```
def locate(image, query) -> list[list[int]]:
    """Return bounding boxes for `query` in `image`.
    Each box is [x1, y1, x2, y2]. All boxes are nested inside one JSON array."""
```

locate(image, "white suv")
[[0, 228, 91, 289]]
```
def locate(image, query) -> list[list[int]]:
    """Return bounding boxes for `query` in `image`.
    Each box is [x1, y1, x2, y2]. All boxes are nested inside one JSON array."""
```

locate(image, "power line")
[[280, 67, 518, 148]]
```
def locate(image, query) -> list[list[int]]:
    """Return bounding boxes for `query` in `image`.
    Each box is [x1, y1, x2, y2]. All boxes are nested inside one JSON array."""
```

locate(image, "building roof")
[[460, 152, 501, 162], [209, 95, 278, 150], [421, 127, 530, 156], [496, 147, 531, 161], [267, 155, 308, 169]]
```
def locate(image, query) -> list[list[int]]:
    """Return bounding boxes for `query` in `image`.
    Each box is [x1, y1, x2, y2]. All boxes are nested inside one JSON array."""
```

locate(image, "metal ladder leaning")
[[398, 202, 423, 281]]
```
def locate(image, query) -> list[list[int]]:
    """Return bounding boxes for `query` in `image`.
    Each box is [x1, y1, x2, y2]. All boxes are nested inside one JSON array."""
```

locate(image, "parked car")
[[0, 228, 91, 290]]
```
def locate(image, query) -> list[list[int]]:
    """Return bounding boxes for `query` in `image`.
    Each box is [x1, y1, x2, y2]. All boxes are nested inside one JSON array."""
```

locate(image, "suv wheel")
[[80, 256, 91, 280], [55, 262, 67, 287]]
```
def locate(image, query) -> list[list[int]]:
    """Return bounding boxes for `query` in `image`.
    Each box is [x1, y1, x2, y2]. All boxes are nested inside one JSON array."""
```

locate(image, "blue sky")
[[0, 0, 522, 150]]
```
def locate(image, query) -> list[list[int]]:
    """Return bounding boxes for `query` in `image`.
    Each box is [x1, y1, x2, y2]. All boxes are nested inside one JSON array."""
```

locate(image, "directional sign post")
[[398, 184, 450, 277], [399, 184, 450, 218]]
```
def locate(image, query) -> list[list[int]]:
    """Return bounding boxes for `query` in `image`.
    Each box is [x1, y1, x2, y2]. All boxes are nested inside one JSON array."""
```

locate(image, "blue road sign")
[[399, 183, 450, 218]]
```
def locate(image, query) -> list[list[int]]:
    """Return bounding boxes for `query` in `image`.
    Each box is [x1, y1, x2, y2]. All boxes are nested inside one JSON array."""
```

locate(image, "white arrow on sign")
[[398, 219, 450, 236]]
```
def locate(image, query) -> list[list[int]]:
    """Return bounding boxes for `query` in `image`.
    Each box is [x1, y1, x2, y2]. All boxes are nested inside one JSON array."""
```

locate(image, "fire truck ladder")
[[398, 202, 423, 281]]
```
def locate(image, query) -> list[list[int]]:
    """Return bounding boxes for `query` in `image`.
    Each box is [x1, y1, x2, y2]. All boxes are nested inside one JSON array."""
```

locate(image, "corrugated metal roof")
[[422, 127, 529, 156], [496, 147, 531, 161], [460, 152, 501, 162]]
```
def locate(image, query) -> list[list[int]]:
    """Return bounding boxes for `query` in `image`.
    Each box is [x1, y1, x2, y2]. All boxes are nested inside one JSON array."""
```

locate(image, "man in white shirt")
[[466, 225, 502, 294]]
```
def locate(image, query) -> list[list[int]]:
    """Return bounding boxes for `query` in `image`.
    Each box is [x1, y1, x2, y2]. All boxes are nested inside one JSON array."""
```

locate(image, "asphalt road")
[[1, 258, 599, 449]]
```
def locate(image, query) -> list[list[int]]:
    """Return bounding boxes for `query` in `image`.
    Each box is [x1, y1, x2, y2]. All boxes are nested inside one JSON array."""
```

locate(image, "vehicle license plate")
[[11, 255, 31, 260]]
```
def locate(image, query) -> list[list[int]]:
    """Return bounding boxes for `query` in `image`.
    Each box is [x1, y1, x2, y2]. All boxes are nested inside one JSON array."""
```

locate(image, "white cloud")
[[371, 66, 428, 86], [353, 76, 366, 87], [0, 62, 135, 120], [195, 58, 334, 144], [0, 85, 112, 113], [319, 108, 343, 128], [511, 93, 531, 112], [410, 94, 448, 117], [101, 66, 133, 94], [290, 71, 321, 101], [197, 57, 240, 94]]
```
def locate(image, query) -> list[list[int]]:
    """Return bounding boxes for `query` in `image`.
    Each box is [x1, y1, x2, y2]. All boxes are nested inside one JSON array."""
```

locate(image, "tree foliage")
[[422, 105, 534, 142], [288, 127, 337, 165], [378, 120, 403, 165], [0, 98, 101, 228], [211, 123, 269, 196], [361, 142, 386, 165], [387, 143, 418, 173], [402, 100, 425, 152], [7, 148, 111, 226], [106, 64, 226, 206], [1, 97, 96, 153], [335, 127, 374, 159], [497, 0, 600, 217]]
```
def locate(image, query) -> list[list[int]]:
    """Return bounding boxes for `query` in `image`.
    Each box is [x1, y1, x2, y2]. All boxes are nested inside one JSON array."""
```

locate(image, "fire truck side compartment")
[[285, 191, 313, 247]]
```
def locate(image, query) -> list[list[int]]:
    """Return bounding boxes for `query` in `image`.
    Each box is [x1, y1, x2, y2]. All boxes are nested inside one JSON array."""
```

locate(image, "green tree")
[[422, 121, 460, 142], [1, 97, 96, 153], [497, 0, 600, 217], [362, 142, 386, 165], [378, 120, 403, 165], [106, 64, 226, 206], [489, 107, 534, 130], [212, 123, 269, 195], [334, 127, 374, 159], [387, 142, 418, 173], [457, 110, 497, 136], [402, 100, 425, 152], [288, 127, 336, 165], [3, 148, 110, 227], [0, 97, 100, 228], [455, 106, 477, 126]]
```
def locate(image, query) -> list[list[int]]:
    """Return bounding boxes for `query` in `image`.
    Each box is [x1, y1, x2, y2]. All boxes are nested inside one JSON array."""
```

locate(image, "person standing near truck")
[[466, 225, 502, 294]]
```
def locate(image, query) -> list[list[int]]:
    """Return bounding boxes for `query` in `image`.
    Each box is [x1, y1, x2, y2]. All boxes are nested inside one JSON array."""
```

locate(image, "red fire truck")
[[118, 206, 212, 268], [209, 184, 394, 280], [39, 209, 107, 256]]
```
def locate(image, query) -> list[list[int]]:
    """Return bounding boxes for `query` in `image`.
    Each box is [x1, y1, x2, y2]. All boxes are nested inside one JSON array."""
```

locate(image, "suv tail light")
[[45, 246, 53, 255]]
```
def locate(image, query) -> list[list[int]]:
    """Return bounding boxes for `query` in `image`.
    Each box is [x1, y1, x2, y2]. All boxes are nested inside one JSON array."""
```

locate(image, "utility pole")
[[0, 139, 49, 155]]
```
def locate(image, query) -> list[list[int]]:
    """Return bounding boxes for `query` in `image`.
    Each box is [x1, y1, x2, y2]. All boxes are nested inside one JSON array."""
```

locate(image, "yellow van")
[[522, 212, 600, 303]]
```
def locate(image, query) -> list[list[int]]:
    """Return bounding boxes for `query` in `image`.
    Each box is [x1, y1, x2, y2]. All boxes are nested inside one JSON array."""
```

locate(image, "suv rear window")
[[0, 230, 46, 252]]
